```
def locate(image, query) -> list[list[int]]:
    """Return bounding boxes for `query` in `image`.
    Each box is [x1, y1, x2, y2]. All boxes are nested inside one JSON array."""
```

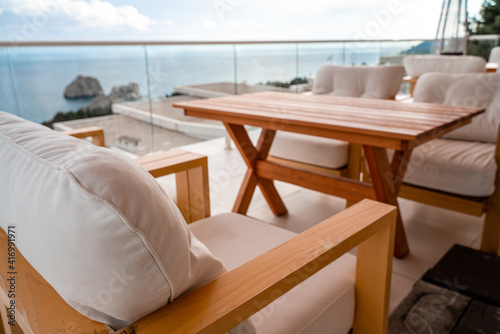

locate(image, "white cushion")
[[0, 111, 224, 329], [270, 131, 349, 169], [403, 138, 497, 197], [489, 47, 500, 64], [312, 64, 405, 99], [270, 64, 404, 168], [190, 213, 356, 334], [413, 72, 500, 143], [403, 55, 486, 77]]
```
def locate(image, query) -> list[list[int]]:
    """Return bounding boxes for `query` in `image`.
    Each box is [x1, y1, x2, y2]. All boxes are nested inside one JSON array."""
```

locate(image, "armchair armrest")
[[134, 149, 211, 222], [118, 199, 396, 334], [402, 75, 418, 97], [62, 126, 106, 147]]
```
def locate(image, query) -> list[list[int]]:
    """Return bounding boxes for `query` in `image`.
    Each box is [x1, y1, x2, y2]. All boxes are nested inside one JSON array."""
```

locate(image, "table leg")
[[363, 146, 410, 258], [225, 123, 287, 216], [232, 169, 258, 214]]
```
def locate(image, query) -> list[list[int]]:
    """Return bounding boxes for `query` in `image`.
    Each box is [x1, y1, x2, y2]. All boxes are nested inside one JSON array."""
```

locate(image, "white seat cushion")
[[190, 213, 356, 334], [0, 111, 224, 329], [403, 138, 497, 197], [413, 72, 500, 144], [270, 131, 349, 169], [403, 55, 486, 77]]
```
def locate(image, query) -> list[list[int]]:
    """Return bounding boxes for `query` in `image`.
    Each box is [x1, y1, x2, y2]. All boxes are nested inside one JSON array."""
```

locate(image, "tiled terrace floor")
[[157, 131, 484, 315]]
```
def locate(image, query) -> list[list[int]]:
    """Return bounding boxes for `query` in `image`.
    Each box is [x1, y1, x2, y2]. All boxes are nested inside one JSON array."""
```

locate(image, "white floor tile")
[[389, 273, 415, 315], [392, 221, 471, 281], [248, 189, 346, 234], [399, 198, 483, 243]]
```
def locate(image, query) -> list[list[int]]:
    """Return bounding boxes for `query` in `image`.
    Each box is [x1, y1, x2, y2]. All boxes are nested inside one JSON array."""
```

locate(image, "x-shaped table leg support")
[[225, 123, 287, 216], [364, 146, 413, 258]]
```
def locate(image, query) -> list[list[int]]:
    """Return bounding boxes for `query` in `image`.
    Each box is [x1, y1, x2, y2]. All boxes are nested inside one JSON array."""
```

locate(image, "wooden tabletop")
[[174, 91, 485, 150]]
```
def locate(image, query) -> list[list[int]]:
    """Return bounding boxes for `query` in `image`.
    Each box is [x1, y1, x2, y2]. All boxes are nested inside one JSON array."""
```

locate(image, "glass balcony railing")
[[0, 37, 497, 156]]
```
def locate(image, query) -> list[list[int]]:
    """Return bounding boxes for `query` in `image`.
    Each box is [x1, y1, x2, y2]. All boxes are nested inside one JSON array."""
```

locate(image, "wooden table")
[[174, 92, 484, 258]]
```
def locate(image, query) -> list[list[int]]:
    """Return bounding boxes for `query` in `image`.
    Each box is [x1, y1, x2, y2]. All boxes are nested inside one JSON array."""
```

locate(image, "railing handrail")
[[1, 35, 497, 48], [0, 38, 435, 48], [468, 34, 500, 41]]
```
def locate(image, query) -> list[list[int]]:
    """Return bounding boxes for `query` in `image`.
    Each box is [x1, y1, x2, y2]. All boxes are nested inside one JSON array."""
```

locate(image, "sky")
[[0, 0, 487, 42]]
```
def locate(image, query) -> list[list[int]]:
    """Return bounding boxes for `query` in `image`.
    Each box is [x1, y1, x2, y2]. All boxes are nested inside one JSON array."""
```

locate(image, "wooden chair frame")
[[0, 199, 396, 334], [402, 62, 497, 97], [402, 75, 418, 97], [63, 127, 210, 223]]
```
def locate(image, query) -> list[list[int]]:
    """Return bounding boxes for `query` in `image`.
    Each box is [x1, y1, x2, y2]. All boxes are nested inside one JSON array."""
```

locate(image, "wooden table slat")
[[174, 92, 484, 145], [194, 98, 468, 132]]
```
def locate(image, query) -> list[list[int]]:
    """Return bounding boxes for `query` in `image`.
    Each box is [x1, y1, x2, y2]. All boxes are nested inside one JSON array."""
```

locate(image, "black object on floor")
[[423, 244, 500, 307], [389, 244, 500, 334], [451, 300, 500, 334], [388, 280, 470, 334]]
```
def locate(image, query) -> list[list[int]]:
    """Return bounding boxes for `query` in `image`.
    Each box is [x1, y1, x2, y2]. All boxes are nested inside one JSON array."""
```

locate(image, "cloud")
[[202, 19, 216, 28], [0, 0, 156, 31], [224, 20, 242, 28]]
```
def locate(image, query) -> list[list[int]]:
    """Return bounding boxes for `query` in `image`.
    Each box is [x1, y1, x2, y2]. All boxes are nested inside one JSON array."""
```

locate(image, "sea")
[[0, 43, 412, 124]]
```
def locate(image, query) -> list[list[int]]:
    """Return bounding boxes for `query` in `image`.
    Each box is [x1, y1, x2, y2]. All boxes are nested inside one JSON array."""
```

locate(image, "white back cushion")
[[403, 55, 486, 77], [0, 112, 224, 329], [413, 72, 500, 143], [312, 64, 404, 99], [489, 47, 500, 64]]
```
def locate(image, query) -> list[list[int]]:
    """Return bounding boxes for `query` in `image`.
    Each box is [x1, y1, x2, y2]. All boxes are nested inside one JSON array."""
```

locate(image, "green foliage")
[[470, 0, 500, 34], [264, 77, 309, 88], [467, 39, 497, 60], [168, 91, 187, 97], [76, 109, 88, 119], [65, 111, 77, 120], [290, 77, 309, 85], [467, 1, 500, 59]]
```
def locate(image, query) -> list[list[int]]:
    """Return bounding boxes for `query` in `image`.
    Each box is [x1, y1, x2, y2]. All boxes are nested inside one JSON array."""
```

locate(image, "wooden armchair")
[[402, 55, 487, 96], [397, 72, 500, 254], [0, 199, 396, 334], [0, 111, 397, 334], [62, 127, 210, 223]]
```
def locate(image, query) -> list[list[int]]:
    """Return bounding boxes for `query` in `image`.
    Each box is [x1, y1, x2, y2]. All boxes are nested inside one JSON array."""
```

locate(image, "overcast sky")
[[0, 0, 487, 42]]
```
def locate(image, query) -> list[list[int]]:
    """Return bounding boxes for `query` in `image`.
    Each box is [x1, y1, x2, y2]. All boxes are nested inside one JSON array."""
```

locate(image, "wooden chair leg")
[[346, 143, 362, 208], [136, 150, 211, 224], [175, 164, 211, 224], [353, 206, 396, 334], [346, 143, 362, 181], [482, 202, 500, 255]]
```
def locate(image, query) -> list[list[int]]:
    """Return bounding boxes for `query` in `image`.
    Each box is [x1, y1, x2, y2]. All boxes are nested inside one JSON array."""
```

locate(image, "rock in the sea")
[[109, 82, 140, 102], [64, 75, 104, 99], [78, 95, 112, 116]]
